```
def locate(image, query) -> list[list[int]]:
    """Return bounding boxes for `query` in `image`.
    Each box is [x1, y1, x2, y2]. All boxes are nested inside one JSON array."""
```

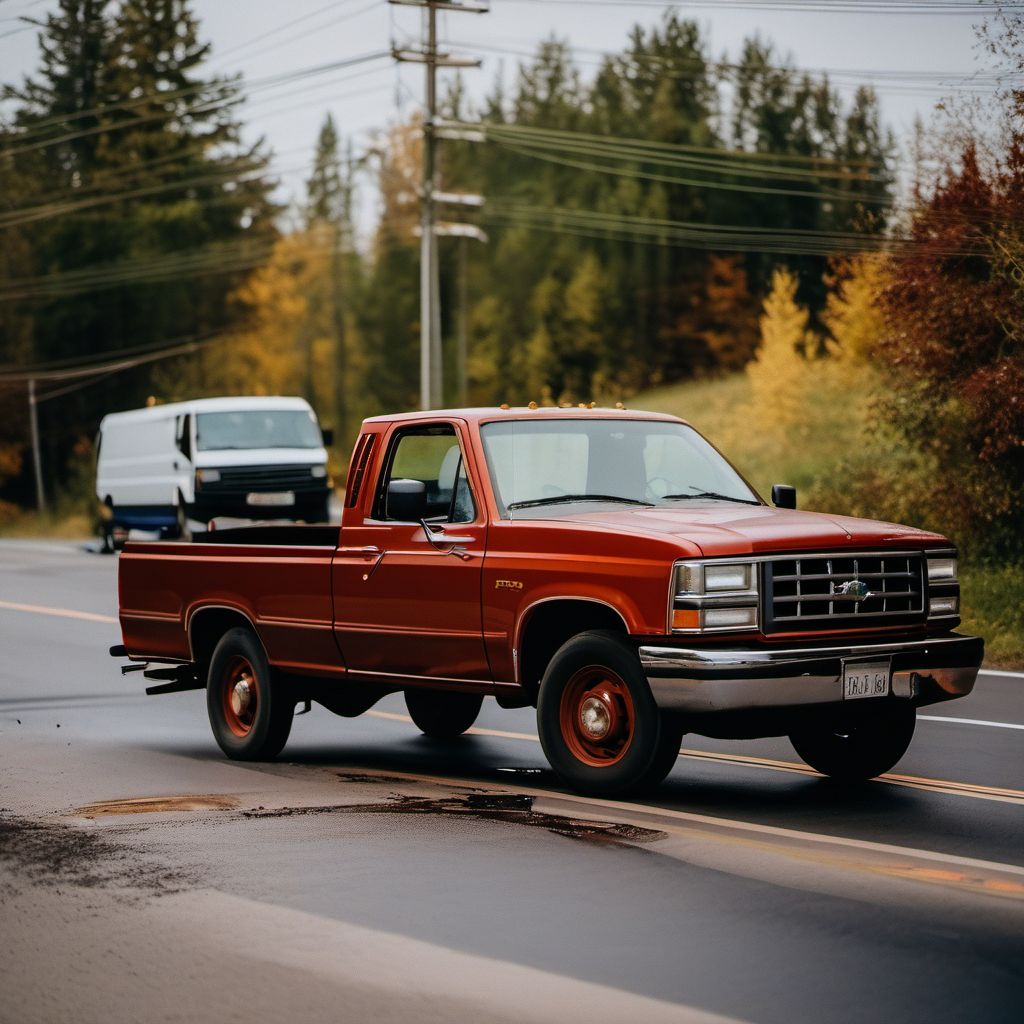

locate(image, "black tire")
[[789, 704, 916, 782], [100, 519, 115, 554], [206, 627, 293, 760], [405, 689, 484, 739], [537, 630, 683, 796], [173, 498, 192, 541]]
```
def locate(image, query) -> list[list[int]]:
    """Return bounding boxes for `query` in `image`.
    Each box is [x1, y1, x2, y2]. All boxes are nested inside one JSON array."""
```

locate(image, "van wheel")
[[537, 630, 684, 796], [207, 627, 293, 760], [174, 497, 192, 541], [405, 689, 483, 738], [789, 705, 916, 782]]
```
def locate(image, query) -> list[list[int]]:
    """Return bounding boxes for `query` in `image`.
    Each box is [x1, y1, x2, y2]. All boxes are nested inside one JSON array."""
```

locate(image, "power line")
[[1, 50, 389, 154], [501, 1, 1020, 13], [0, 68, 391, 229]]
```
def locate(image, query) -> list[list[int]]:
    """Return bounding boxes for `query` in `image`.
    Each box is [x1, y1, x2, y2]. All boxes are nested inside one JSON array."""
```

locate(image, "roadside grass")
[[0, 510, 92, 541], [634, 373, 1024, 669], [959, 566, 1024, 669]]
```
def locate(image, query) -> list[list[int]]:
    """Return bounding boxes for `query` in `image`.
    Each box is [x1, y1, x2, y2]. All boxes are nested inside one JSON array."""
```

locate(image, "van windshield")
[[196, 410, 322, 451]]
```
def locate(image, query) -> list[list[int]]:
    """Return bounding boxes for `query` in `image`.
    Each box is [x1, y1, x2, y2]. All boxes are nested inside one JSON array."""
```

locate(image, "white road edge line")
[[979, 668, 1024, 680], [918, 714, 1024, 731]]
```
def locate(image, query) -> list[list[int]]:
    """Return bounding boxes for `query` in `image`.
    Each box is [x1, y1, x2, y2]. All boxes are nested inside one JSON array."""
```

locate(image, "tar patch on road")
[[241, 791, 667, 848], [0, 812, 190, 894]]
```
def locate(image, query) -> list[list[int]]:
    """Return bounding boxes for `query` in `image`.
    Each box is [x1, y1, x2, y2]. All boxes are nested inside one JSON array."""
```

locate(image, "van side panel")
[[98, 413, 184, 527]]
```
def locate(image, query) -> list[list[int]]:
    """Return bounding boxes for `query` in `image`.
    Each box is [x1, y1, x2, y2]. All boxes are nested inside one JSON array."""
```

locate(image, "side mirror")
[[321, 427, 334, 448], [771, 484, 797, 510], [386, 478, 427, 521]]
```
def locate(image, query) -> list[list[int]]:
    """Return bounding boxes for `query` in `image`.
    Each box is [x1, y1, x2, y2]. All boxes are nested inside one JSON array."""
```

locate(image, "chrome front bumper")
[[640, 634, 984, 714]]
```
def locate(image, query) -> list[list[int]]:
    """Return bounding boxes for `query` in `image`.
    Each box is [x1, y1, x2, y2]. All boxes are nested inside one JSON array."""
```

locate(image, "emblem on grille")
[[832, 579, 870, 601]]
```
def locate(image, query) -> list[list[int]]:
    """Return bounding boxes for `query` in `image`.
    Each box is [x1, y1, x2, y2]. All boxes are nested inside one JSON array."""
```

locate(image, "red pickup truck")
[[113, 407, 983, 795]]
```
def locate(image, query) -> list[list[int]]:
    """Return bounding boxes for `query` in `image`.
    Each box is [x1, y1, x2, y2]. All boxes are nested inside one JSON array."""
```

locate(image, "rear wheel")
[[173, 497, 192, 541], [789, 704, 916, 781], [207, 627, 293, 760], [537, 630, 683, 796], [405, 689, 483, 738]]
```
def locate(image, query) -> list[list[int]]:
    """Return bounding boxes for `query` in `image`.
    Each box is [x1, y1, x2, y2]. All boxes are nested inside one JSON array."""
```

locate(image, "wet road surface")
[[1, 540, 1022, 1024]]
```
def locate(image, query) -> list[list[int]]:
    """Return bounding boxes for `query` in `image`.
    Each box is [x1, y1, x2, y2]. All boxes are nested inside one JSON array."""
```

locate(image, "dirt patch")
[[0, 813, 189, 893], [241, 792, 666, 848], [74, 794, 239, 818]]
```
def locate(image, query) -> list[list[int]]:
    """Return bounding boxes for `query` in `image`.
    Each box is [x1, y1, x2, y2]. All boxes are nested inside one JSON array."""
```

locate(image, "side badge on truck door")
[[495, 579, 524, 591]]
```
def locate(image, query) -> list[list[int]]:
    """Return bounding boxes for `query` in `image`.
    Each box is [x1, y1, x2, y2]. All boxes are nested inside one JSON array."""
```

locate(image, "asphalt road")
[[1, 539, 1022, 1024]]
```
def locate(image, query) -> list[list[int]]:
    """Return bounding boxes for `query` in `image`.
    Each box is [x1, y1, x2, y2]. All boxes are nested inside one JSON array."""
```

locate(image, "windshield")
[[196, 409, 322, 452], [480, 418, 759, 517]]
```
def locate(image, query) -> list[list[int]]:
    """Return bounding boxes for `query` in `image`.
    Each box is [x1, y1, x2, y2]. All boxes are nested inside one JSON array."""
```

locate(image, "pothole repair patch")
[[75, 795, 240, 818]]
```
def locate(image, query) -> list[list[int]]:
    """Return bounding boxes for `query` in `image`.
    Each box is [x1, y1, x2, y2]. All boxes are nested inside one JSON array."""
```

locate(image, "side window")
[[375, 426, 476, 523], [176, 414, 192, 460]]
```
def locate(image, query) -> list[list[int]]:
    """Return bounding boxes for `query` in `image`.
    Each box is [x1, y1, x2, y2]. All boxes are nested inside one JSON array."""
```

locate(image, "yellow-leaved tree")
[[187, 231, 339, 419], [741, 267, 818, 443], [823, 253, 891, 379]]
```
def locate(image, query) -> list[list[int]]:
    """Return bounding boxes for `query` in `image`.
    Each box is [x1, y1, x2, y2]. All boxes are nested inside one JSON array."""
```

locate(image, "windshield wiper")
[[660, 491, 761, 505], [507, 493, 654, 512]]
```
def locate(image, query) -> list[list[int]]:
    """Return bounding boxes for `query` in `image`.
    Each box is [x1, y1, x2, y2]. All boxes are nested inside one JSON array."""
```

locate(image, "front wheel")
[[537, 630, 683, 796], [789, 704, 916, 781], [405, 689, 483, 738], [207, 627, 293, 760]]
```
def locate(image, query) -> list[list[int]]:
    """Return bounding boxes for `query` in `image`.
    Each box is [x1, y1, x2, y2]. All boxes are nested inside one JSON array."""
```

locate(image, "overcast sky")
[[0, 0, 995, 231]]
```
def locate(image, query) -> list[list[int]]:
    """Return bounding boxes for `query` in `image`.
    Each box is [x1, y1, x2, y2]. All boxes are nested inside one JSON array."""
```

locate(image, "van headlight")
[[311, 465, 328, 479], [671, 560, 759, 633], [196, 468, 220, 484]]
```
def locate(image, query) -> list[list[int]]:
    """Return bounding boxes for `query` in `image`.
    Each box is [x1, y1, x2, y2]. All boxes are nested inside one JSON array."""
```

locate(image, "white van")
[[96, 396, 332, 546]]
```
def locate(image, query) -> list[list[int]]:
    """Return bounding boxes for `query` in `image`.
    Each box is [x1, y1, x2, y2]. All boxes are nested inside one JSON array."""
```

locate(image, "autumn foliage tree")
[[876, 143, 1024, 556]]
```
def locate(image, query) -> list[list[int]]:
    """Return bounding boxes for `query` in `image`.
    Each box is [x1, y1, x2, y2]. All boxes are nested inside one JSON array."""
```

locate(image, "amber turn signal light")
[[672, 609, 701, 631]]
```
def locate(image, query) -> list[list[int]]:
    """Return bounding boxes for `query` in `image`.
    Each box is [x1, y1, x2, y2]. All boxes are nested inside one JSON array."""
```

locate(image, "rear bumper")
[[640, 633, 984, 713]]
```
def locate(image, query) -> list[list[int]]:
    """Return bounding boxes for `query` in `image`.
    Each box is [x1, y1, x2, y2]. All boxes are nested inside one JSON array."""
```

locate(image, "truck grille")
[[763, 552, 926, 634], [204, 464, 323, 493]]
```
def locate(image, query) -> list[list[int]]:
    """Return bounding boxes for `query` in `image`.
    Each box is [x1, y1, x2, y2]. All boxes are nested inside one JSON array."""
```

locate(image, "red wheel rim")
[[558, 665, 635, 767], [222, 655, 259, 738]]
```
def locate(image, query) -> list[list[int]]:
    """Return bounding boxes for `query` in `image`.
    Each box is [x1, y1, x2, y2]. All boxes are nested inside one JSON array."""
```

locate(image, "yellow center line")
[[365, 710, 1024, 806], [0, 599, 118, 625]]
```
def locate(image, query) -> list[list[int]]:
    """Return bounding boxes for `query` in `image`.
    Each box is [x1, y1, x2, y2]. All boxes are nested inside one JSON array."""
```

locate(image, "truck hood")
[[543, 502, 943, 557]]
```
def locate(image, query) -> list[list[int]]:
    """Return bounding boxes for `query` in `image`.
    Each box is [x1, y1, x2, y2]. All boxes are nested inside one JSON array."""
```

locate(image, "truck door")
[[331, 422, 491, 683]]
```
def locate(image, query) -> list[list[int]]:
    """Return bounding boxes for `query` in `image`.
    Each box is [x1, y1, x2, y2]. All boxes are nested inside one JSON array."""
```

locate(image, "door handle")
[[337, 545, 381, 557]]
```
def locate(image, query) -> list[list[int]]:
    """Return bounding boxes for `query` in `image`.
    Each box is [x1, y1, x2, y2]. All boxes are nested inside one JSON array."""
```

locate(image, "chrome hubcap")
[[230, 677, 253, 717], [580, 696, 612, 739]]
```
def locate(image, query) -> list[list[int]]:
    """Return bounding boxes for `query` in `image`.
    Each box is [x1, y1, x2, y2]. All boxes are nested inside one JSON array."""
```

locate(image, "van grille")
[[203, 464, 323, 493], [763, 552, 926, 634]]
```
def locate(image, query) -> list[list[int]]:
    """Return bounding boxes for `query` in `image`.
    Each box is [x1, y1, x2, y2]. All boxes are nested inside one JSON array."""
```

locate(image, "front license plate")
[[843, 659, 891, 700], [246, 491, 295, 507]]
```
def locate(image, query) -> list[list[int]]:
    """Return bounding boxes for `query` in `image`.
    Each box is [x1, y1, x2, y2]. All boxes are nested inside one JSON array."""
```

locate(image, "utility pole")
[[390, 0, 487, 410], [27, 378, 46, 513]]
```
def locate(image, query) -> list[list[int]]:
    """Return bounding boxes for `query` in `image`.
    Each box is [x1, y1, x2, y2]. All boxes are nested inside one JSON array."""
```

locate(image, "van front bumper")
[[640, 633, 983, 713]]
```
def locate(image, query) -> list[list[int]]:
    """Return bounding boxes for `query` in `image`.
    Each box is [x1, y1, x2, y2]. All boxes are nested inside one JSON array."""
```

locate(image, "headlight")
[[926, 551, 960, 620], [929, 595, 959, 616], [671, 560, 759, 633], [311, 465, 328, 479], [196, 468, 220, 483], [927, 556, 957, 581]]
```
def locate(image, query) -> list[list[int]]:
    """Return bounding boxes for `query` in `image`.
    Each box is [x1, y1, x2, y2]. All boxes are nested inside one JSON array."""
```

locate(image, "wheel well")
[[189, 607, 257, 671], [518, 600, 628, 696]]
